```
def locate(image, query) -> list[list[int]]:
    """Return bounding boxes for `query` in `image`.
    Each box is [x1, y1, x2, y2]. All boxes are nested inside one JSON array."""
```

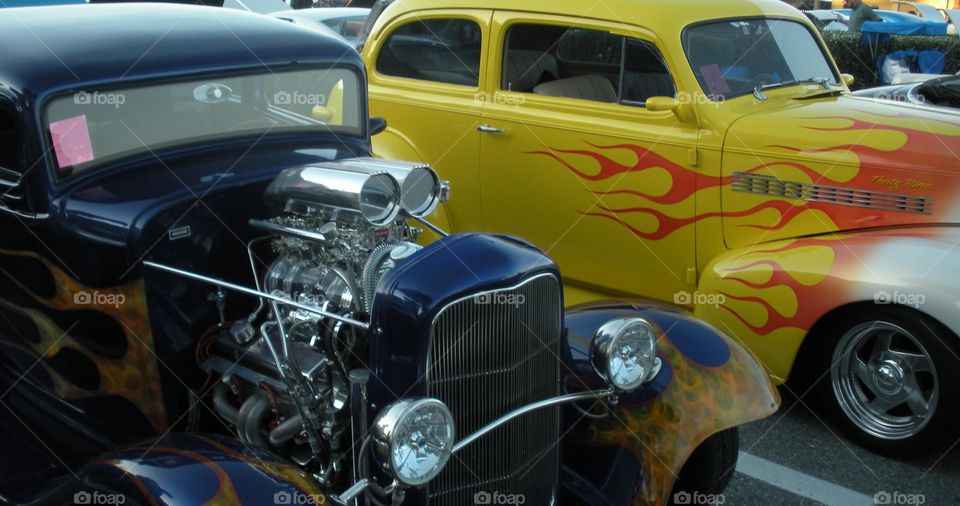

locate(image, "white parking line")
[[737, 452, 876, 506]]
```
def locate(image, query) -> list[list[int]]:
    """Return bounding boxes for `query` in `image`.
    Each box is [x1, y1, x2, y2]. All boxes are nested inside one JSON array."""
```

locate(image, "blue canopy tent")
[[861, 20, 949, 40], [854, 18, 949, 84]]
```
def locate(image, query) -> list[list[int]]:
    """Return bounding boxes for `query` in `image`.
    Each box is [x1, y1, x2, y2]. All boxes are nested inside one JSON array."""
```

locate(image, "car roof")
[[223, 0, 291, 13], [275, 7, 370, 21], [806, 10, 840, 20], [376, 0, 805, 36], [271, 13, 352, 41], [0, 4, 361, 100], [891, 1, 943, 19], [833, 8, 930, 23], [0, 0, 85, 5]]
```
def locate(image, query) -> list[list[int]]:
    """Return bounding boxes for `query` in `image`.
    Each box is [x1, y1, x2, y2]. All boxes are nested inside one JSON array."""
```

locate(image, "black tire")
[[669, 428, 738, 506], [812, 305, 960, 458]]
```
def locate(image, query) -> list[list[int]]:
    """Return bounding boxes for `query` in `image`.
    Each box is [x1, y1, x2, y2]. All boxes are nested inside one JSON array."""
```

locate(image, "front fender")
[[696, 227, 960, 383], [41, 434, 330, 506], [561, 302, 779, 506]]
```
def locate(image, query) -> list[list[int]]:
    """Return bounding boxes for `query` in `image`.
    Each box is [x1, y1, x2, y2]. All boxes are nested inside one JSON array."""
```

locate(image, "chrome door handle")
[[477, 124, 507, 134]]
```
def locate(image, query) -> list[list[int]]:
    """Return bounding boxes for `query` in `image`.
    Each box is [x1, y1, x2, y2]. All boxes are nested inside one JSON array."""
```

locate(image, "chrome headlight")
[[372, 398, 455, 487], [591, 317, 659, 391]]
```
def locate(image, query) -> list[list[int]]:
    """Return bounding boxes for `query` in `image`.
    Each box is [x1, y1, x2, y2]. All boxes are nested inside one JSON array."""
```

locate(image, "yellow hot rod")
[[361, 0, 960, 457]]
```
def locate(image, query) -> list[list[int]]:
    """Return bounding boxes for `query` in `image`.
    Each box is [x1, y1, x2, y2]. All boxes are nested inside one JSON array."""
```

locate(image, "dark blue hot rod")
[[0, 4, 778, 505]]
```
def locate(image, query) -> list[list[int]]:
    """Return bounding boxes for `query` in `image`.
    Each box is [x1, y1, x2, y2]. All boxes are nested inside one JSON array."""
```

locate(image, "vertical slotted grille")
[[427, 274, 562, 505]]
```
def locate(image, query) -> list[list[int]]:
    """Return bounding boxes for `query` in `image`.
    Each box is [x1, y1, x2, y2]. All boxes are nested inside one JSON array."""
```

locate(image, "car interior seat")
[[532, 74, 618, 102], [504, 50, 559, 92]]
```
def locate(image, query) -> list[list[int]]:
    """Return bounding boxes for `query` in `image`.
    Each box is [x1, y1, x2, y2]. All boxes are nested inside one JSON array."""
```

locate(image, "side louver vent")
[[732, 172, 932, 215]]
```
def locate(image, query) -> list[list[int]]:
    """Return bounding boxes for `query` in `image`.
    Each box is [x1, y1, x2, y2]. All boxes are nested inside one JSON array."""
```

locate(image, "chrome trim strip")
[[732, 172, 933, 215], [430, 272, 559, 325], [0, 203, 49, 220], [413, 216, 448, 237], [143, 261, 370, 329], [249, 218, 330, 242], [336, 479, 371, 504], [452, 389, 614, 453]]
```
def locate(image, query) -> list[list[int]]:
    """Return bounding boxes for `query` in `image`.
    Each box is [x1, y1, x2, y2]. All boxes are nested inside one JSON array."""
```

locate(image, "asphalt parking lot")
[[724, 388, 960, 506]]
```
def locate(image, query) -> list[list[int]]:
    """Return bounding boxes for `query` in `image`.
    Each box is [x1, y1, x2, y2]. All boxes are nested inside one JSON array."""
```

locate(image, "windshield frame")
[[40, 64, 366, 183], [681, 16, 841, 102]]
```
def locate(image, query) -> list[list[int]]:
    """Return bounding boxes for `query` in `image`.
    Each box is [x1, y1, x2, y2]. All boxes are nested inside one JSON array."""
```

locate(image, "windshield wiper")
[[753, 78, 836, 100]]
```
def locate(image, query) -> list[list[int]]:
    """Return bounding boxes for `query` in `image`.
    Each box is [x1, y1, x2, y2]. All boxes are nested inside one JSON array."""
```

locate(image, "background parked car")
[[891, 0, 960, 34], [804, 9, 850, 31], [854, 73, 960, 110], [88, 0, 292, 13], [272, 7, 370, 43], [836, 7, 944, 25], [0, 0, 85, 5], [891, 0, 944, 20], [806, 7, 951, 34], [943, 8, 960, 34], [364, 0, 960, 458]]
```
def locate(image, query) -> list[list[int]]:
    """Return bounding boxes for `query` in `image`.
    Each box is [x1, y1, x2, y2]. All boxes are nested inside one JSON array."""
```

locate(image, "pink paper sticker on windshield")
[[49, 115, 94, 170], [700, 64, 731, 96]]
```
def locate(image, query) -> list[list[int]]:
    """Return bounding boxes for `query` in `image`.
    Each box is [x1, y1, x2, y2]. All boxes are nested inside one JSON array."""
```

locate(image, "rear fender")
[[561, 302, 779, 506]]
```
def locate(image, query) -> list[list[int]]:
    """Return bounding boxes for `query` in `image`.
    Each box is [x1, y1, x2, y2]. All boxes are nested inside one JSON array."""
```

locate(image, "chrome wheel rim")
[[831, 321, 938, 440]]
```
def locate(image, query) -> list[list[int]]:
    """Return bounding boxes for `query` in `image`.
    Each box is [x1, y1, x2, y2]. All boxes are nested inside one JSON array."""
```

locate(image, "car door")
[[479, 12, 701, 304], [366, 9, 491, 234]]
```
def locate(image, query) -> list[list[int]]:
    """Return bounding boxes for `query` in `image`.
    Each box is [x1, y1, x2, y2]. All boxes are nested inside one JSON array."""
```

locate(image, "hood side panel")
[[720, 96, 960, 248]]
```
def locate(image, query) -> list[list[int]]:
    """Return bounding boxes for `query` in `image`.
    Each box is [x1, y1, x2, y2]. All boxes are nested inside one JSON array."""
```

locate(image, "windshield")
[[919, 76, 960, 108], [683, 19, 838, 100], [44, 67, 361, 180]]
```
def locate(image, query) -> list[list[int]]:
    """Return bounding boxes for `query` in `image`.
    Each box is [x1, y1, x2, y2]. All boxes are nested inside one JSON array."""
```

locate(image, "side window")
[[621, 39, 677, 105], [502, 24, 676, 106], [376, 18, 482, 87], [557, 28, 623, 65]]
